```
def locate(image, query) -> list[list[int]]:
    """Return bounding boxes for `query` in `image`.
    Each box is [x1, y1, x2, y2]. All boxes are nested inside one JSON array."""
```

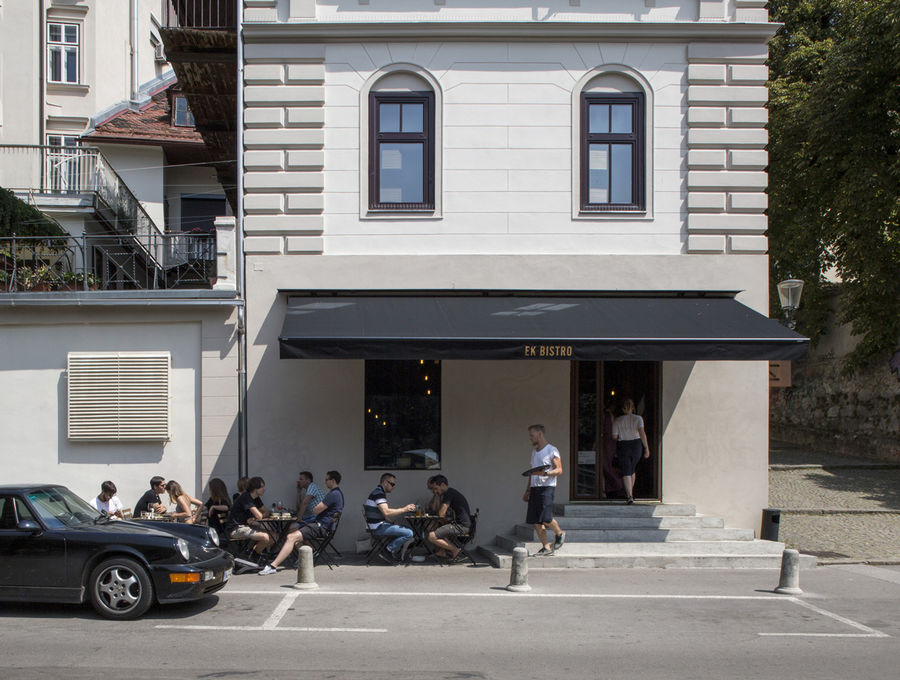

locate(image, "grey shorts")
[[433, 522, 469, 541], [229, 525, 258, 540]]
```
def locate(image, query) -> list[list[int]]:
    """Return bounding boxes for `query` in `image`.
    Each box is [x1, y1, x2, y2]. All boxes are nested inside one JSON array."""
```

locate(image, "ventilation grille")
[[67, 352, 170, 441]]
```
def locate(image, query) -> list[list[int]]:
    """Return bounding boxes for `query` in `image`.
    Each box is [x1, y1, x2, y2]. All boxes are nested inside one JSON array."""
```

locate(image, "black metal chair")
[[450, 509, 479, 566], [363, 510, 394, 565], [307, 512, 342, 570]]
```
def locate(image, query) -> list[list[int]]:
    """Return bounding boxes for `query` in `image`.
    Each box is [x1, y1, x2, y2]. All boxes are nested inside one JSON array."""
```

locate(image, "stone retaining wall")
[[770, 356, 900, 460]]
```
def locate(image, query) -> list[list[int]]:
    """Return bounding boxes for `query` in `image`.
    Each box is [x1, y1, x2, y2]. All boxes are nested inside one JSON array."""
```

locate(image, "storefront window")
[[364, 360, 441, 470]]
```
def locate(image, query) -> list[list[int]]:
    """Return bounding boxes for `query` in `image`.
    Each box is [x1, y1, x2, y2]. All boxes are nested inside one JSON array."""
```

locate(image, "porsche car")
[[0, 484, 233, 620]]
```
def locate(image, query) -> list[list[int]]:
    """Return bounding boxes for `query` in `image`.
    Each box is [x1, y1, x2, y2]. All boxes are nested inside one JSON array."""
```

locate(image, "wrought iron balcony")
[[163, 0, 237, 29], [1, 232, 216, 292]]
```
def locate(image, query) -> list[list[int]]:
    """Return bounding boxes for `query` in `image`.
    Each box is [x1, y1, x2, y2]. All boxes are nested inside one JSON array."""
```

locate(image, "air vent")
[[67, 352, 170, 441]]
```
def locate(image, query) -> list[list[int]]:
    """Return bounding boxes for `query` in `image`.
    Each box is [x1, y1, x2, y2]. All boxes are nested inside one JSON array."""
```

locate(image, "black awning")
[[279, 295, 809, 361]]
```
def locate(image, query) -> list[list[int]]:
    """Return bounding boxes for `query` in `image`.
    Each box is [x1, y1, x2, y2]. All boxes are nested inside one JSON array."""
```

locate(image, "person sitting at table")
[[296, 471, 327, 524], [90, 480, 124, 519], [232, 476, 249, 504], [259, 470, 344, 575], [226, 476, 273, 562], [365, 473, 416, 562], [166, 480, 203, 524], [425, 476, 442, 515], [204, 477, 231, 539], [426, 475, 472, 562], [134, 476, 167, 516]]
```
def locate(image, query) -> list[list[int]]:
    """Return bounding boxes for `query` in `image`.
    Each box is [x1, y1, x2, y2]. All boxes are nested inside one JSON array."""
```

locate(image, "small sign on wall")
[[769, 361, 792, 387]]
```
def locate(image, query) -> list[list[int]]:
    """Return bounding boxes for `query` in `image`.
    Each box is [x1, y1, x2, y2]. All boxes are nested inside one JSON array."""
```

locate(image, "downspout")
[[39, 0, 45, 147], [130, 0, 139, 103], [236, 3, 249, 479]]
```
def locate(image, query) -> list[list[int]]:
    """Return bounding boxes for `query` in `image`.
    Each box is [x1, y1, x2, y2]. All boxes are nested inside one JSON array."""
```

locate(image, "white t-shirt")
[[612, 414, 644, 442], [90, 495, 124, 517], [530, 444, 561, 488]]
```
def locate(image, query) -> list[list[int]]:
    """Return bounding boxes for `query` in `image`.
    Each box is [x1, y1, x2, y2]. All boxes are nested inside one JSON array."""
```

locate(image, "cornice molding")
[[242, 20, 780, 43]]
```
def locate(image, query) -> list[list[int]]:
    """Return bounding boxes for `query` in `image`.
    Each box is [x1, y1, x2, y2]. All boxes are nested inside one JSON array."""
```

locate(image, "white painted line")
[[262, 592, 299, 630], [786, 597, 890, 638], [155, 624, 386, 633], [220, 589, 783, 600], [759, 633, 885, 638]]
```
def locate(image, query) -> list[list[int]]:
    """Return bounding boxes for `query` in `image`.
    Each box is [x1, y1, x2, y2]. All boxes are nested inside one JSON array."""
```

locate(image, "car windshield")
[[27, 487, 101, 528]]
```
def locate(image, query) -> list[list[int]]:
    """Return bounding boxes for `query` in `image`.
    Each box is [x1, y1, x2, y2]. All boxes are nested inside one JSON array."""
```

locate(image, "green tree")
[[0, 186, 65, 237], [768, 0, 900, 368]]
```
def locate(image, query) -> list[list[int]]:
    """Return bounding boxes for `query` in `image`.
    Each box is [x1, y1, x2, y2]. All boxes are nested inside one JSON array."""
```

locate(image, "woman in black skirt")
[[612, 398, 650, 504]]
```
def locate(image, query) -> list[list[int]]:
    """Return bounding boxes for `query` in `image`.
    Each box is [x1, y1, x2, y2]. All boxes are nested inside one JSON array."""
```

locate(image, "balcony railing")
[[163, 0, 237, 29], [0, 144, 167, 268], [1, 233, 216, 292]]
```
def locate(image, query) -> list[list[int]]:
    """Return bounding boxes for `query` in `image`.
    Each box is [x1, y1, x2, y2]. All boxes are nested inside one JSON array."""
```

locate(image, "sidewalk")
[[769, 440, 900, 564]]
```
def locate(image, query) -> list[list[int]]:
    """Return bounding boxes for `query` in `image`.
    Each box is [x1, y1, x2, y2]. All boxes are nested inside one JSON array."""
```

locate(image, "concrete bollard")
[[774, 548, 802, 595], [506, 546, 531, 592], [292, 545, 318, 590]]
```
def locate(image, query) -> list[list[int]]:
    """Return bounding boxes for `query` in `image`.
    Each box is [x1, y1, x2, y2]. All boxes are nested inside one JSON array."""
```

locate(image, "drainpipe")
[[130, 0, 139, 103], [236, 2, 249, 479], [39, 0, 45, 147]]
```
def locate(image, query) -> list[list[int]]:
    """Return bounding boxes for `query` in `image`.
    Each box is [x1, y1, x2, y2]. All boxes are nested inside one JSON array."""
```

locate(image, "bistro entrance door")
[[570, 361, 660, 501]]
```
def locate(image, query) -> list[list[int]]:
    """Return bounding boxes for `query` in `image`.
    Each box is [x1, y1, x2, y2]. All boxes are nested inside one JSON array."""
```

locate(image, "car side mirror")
[[17, 519, 42, 535]]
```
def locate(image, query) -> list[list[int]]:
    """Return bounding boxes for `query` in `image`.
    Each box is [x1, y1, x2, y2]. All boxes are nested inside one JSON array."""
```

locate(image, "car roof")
[[0, 484, 70, 493]]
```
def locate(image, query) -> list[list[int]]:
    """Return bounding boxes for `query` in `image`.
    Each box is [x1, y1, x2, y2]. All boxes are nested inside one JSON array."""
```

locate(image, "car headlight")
[[176, 537, 190, 561], [207, 527, 220, 547]]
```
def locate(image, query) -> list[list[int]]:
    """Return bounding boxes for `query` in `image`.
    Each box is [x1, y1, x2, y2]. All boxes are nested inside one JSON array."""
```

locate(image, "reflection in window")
[[365, 360, 441, 470], [581, 93, 644, 211], [369, 92, 434, 210], [173, 95, 195, 127]]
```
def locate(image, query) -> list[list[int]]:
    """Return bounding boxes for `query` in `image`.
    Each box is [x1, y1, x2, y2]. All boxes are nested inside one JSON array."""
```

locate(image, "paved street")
[[769, 440, 900, 563], [2, 562, 899, 679]]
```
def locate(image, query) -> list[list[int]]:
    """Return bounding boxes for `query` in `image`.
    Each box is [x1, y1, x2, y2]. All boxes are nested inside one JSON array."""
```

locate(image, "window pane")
[[365, 360, 441, 470], [610, 144, 633, 204], [401, 103, 424, 132], [379, 103, 401, 132], [64, 24, 78, 44], [588, 143, 609, 204], [49, 48, 61, 82], [379, 142, 423, 203], [610, 105, 632, 133], [49, 24, 61, 42], [589, 104, 610, 134], [65, 48, 78, 83]]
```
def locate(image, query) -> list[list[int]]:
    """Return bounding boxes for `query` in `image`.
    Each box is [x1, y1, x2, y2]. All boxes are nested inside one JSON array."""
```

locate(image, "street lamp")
[[777, 278, 804, 330]]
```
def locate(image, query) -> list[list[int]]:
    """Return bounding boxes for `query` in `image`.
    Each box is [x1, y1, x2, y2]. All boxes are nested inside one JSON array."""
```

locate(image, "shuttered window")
[[67, 352, 170, 441]]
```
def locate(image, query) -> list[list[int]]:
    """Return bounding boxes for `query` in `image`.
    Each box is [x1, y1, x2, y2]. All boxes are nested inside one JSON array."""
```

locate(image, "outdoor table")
[[255, 514, 298, 555], [404, 515, 444, 558]]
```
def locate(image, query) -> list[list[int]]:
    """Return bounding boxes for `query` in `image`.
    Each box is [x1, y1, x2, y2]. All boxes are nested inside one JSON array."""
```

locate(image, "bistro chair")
[[308, 512, 342, 570], [450, 509, 479, 566], [362, 509, 394, 565]]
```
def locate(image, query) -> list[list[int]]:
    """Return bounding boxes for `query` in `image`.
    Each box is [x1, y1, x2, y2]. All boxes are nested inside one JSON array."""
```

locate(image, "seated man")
[[425, 476, 442, 515], [426, 475, 472, 561], [365, 473, 416, 562], [226, 476, 273, 562], [296, 471, 327, 524], [134, 476, 167, 516], [90, 480, 124, 519], [259, 470, 344, 575]]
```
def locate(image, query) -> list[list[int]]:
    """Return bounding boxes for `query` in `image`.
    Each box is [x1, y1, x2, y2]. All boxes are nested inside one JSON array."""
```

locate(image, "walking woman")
[[611, 398, 650, 504]]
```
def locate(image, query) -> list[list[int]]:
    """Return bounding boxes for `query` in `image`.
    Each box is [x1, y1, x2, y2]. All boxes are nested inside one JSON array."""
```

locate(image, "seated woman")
[[165, 480, 203, 523], [205, 477, 232, 539]]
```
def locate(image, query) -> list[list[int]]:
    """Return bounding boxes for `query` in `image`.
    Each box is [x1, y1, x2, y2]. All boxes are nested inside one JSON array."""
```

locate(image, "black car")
[[0, 484, 233, 620]]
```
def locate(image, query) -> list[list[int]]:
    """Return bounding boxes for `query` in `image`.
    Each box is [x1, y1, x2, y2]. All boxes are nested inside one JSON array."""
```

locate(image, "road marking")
[[756, 597, 890, 639], [261, 592, 298, 630], [156, 624, 387, 633]]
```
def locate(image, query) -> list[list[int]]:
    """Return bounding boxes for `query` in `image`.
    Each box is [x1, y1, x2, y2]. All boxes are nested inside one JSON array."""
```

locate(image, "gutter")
[[236, 3, 249, 480]]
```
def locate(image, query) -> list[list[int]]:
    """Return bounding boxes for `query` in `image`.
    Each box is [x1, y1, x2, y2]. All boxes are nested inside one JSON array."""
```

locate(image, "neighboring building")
[[208, 0, 803, 550], [0, 1, 239, 508]]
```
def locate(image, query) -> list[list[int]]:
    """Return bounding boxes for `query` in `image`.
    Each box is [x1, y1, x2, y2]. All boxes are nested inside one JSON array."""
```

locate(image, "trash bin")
[[761, 508, 781, 541]]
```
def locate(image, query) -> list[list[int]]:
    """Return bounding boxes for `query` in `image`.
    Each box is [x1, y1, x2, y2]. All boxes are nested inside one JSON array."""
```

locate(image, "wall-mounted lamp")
[[777, 278, 804, 330]]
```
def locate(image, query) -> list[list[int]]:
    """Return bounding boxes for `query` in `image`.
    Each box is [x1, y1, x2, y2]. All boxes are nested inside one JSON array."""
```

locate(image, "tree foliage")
[[768, 0, 900, 368], [0, 186, 65, 238]]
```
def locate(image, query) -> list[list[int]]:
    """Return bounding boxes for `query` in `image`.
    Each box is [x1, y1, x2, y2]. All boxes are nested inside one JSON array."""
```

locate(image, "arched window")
[[362, 68, 441, 214], [574, 69, 652, 215]]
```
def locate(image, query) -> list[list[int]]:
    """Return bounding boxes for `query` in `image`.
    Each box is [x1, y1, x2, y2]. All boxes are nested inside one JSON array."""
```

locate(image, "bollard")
[[506, 546, 531, 592], [774, 548, 802, 595], [292, 545, 319, 590]]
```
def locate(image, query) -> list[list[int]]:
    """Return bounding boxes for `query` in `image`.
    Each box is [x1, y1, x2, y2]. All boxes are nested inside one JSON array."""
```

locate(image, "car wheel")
[[88, 557, 154, 620]]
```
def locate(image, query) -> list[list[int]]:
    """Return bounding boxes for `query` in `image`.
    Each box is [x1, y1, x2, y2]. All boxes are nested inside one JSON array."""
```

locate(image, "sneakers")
[[399, 537, 416, 562], [554, 531, 566, 551], [258, 564, 277, 575], [535, 547, 554, 556]]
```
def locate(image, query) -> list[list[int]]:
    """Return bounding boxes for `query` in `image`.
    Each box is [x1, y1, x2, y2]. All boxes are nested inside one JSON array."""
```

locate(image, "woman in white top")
[[611, 398, 650, 504]]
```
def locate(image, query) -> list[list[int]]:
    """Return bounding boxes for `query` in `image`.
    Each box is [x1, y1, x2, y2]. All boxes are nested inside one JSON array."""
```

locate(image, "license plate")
[[223, 569, 231, 582]]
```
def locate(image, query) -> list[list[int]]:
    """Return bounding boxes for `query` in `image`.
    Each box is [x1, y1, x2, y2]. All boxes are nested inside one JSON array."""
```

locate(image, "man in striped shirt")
[[364, 473, 415, 562]]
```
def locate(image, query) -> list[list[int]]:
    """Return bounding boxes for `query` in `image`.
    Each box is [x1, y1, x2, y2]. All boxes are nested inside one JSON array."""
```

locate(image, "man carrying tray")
[[522, 424, 565, 556]]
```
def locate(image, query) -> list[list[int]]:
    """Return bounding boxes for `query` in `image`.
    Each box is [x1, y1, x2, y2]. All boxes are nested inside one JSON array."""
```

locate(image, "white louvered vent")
[[67, 352, 170, 441]]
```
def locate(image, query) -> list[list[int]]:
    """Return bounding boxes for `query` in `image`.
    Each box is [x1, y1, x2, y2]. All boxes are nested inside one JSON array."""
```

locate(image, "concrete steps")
[[479, 503, 807, 569]]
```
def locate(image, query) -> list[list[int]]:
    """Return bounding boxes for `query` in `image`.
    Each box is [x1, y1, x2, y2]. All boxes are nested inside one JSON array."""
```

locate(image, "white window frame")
[[47, 21, 81, 85]]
